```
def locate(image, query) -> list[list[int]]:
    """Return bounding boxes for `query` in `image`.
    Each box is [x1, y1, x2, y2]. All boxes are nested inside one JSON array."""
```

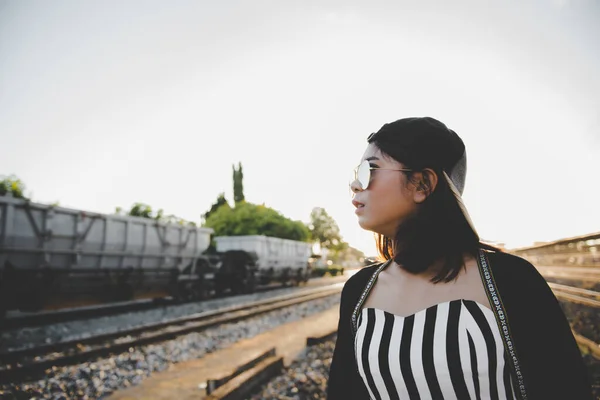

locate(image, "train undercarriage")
[[0, 251, 311, 317]]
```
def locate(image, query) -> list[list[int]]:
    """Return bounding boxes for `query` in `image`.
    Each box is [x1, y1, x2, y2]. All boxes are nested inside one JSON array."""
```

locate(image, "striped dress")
[[355, 299, 516, 400]]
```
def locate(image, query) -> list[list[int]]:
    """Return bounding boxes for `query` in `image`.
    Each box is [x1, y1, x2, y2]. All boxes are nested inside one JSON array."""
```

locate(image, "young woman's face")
[[350, 143, 419, 237]]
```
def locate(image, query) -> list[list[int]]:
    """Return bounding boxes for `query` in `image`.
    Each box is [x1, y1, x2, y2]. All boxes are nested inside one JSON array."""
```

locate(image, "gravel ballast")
[[250, 337, 335, 400], [558, 301, 600, 345], [0, 294, 341, 399], [1, 285, 334, 353]]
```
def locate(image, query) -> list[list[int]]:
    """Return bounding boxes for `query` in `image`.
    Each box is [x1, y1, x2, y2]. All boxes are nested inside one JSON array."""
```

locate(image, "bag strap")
[[476, 249, 528, 400], [351, 259, 392, 336]]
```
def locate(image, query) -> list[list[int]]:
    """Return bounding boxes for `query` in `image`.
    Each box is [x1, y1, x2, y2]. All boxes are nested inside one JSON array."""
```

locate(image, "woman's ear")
[[413, 168, 438, 203]]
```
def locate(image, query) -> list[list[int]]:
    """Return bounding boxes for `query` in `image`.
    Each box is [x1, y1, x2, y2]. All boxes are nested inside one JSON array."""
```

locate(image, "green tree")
[[204, 202, 310, 241], [202, 193, 230, 223], [233, 162, 245, 203], [0, 175, 27, 199], [120, 203, 193, 225], [308, 207, 342, 249], [128, 202, 154, 218]]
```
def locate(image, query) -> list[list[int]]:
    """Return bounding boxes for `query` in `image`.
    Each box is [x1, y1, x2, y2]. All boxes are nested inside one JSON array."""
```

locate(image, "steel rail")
[[552, 291, 600, 308], [1, 280, 308, 331], [547, 282, 600, 308], [537, 266, 600, 274], [572, 330, 600, 360], [545, 284, 600, 359], [0, 284, 342, 384], [537, 266, 600, 283], [1, 298, 165, 331], [548, 283, 600, 299]]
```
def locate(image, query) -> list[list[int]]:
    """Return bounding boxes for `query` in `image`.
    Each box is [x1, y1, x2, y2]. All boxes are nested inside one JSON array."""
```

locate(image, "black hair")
[[368, 133, 502, 283]]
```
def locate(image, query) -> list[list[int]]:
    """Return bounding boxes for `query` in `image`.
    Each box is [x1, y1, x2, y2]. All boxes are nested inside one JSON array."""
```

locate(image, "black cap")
[[367, 117, 467, 195], [368, 116, 475, 234]]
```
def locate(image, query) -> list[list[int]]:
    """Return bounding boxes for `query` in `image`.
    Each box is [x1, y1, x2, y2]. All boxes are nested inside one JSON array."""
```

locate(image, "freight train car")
[[0, 196, 313, 315], [0, 195, 214, 314], [213, 235, 313, 294]]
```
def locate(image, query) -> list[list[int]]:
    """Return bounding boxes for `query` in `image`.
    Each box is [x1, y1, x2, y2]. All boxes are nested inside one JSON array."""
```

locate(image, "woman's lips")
[[353, 199, 365, 214]]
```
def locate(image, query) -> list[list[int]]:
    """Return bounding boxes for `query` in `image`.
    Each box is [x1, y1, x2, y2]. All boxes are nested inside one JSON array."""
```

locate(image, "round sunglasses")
[[350, 160, 413, 191]]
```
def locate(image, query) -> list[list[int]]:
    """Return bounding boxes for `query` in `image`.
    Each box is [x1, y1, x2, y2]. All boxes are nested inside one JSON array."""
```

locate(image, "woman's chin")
[[357, 217, 376, 232], [357, 218, 392, 237]]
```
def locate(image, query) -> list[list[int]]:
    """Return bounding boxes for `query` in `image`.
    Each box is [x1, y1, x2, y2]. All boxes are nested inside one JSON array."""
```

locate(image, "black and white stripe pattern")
[[355, 299, 516, 400]]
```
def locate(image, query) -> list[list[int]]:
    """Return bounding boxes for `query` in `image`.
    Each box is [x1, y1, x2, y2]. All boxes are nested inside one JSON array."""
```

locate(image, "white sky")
[[1, 0, 599, 256]]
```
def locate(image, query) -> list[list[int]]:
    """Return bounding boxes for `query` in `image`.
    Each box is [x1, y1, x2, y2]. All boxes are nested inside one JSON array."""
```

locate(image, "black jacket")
[[327, 250, 593, 400]]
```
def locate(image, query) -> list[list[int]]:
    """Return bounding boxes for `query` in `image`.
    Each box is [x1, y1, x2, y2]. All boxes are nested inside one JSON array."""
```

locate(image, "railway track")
[[1, 276, 349, 331], [1, 285, 284, 331], [537, 265, 600, 283], [546, 282, 600, 360], [549, 283, 600, 308], [0, 283, 343, 385], [1, 297, 170, 331], [572, 331, 600, 360]]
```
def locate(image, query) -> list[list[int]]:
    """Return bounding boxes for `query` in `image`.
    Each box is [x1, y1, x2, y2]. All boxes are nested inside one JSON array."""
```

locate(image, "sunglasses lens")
[[357, 160, 370, 189]]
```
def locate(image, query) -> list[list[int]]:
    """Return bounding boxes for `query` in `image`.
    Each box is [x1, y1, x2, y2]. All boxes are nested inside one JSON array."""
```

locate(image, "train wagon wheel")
[[215, 284, 225, 297], [191, 281, 209, 301], [303, 263, 311, 283], [18, 270, 52, 312], [0, 280, 11, 317], [230, 275, 245, 295], [174, 282, 192, 302], [293, 268, 305, 286], [19, 292, 44, 312], [280, 268, 293, 287], [114, 283, 134, 302], [243, 272, 257, 294]]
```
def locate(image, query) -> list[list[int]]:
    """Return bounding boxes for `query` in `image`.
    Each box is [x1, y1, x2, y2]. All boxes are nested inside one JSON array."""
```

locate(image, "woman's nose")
[[349, 178, 363, 194]]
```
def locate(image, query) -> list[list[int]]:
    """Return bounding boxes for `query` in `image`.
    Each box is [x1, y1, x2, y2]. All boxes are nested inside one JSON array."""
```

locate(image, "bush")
[[328, 265, 345, 276], [311, 266, 345, 278], [0, 175, 27, 199], [204, 202, 310, 241]]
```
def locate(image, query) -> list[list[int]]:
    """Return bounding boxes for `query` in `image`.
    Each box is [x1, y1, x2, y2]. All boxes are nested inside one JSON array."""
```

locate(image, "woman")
[[327, 117, 592, 400]]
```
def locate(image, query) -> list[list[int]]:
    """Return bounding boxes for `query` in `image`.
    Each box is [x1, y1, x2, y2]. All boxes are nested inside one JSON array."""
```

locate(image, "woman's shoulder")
[[484, 249, 548, 289], [336, 263, 383, 316], [341, 263, 382, 296], [485, 249, 537, 272]]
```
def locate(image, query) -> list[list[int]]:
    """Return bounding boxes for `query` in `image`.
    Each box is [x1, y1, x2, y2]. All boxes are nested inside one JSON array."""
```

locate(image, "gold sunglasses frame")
[[350, 160, 413, 191]]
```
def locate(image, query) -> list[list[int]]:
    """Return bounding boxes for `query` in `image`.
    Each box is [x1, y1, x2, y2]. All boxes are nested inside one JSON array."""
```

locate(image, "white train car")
[[0, 195, 213, 312], [214, 235, 312, 292]]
